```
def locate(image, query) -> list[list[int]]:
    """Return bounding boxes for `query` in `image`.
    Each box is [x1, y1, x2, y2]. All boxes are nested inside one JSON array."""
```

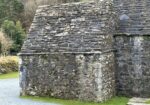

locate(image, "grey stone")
[[119, 14, 130, 20], [114, 35, 150, 97], [19, 1, 116, 102], [19, 53, 115, 102], [127, 97, 150, 105], [19, 0, 150, 103]]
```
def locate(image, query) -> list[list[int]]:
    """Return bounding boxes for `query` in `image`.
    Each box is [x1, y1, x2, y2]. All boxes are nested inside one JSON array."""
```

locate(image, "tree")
[[0, 31, 12, 55], [1, 20, 25, 53], [0, 0, 24, 25]]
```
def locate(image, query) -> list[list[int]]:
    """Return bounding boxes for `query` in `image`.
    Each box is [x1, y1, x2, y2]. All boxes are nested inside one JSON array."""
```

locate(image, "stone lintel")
[[18, 49, 116, 56]]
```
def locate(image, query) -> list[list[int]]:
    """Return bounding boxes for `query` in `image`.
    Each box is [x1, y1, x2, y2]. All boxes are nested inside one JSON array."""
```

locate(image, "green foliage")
[[21, 96, 129, 105], [1, 20, 26, 53], [145, 100, 150, 104], [1, 20, 16, 38], [0, 0, 24, 25], [0, 56, 19, 74], [0, 31, 12, 55]]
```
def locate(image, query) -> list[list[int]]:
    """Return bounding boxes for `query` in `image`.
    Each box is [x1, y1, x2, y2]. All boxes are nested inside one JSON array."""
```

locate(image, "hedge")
[[0, 56, 19, 74]]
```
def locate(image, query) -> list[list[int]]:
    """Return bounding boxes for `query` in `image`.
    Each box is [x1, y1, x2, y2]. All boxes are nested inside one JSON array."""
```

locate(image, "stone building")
[[19, 0, 150, 102], [114, 0, 150, 97]]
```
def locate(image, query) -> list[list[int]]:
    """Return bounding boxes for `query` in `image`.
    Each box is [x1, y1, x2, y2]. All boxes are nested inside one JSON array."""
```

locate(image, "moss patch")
[[20, 96, 129, 105], [0, 72, 19, 79]]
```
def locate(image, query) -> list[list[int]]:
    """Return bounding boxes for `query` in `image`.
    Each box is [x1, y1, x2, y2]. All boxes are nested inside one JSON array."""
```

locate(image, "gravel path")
[[0, 79, 59, 105]]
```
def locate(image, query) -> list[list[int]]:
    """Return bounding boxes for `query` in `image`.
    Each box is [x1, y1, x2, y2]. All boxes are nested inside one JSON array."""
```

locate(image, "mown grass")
[[20, 96, 129, 105], [145, 100, 150, 104], [0, 72, 18, 79]]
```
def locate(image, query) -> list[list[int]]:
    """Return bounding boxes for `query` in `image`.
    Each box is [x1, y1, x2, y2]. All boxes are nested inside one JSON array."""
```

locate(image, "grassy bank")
[[21, 96, 129, 105], [0, 72, 18, 79], [0, 56, 19, 79]]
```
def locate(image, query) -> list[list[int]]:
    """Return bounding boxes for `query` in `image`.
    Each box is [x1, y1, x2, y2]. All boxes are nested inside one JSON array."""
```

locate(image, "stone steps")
[[127, 98, 150, 105]]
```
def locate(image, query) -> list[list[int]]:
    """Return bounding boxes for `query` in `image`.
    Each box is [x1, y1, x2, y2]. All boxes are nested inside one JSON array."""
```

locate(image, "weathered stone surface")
[[19, 52, 115, 102], [19, 1, 116, 102], [21, 1, 116, 53], [114, 0, 150, 35], [127, 97, 150, 105], [113, 0, 150, 98], [114, 35, 150, 97], [19, 0, 150, 102]]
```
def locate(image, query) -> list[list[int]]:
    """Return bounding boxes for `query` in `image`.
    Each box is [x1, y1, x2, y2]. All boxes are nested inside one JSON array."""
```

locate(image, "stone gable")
[[114, 0, 150, 35], [21, 1, 116, 54], [19, 1, 116, 102], [19, 0, 150, 102]]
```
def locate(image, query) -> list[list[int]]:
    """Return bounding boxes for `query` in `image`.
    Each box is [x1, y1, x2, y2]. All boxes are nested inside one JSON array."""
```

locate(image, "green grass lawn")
[[21, 96, 129, 105], [0, 71, 129, 105], [0, 72, 19, 79], [145, 100, 150, 104]]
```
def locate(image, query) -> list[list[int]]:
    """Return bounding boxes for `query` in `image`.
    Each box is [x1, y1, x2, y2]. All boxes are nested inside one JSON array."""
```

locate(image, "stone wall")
[[19, 1, 116, 102], [19, 0, 150, 100], [114, 0, 150, 35], [21, 1, 116, 53], [114, 35, 150, 97], [19, 52, 115, 102], [113, 0, 150, 97]]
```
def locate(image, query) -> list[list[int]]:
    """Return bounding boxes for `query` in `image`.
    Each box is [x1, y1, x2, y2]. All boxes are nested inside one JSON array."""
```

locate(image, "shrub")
[[1, 20, 26, 53], [0, 31, 13, 55], [0, 56, 19, 74]]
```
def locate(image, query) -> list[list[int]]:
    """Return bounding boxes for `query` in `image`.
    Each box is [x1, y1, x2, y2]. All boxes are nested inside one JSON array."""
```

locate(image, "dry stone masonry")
[[114, 0, 150, 97], [19, 0, 150, 102], [19, 1, 116, 102]]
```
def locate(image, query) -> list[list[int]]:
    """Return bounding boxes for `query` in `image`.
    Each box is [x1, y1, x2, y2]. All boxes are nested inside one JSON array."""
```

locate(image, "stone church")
[[19, 0, 150, 102]]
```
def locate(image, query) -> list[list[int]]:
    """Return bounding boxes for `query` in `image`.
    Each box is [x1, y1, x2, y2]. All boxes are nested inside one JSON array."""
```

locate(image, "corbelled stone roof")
[[20, 1, 116, 54], [114, 0, 150, 35]]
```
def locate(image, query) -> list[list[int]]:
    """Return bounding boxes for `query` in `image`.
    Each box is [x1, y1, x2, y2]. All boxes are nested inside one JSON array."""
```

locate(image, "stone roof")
[[20, 1, 116, 54], [114, 0, 150, 35]]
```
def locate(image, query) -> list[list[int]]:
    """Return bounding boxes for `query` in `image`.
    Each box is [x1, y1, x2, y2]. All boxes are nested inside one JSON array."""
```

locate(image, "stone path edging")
[[128, 98, 150, 105]]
